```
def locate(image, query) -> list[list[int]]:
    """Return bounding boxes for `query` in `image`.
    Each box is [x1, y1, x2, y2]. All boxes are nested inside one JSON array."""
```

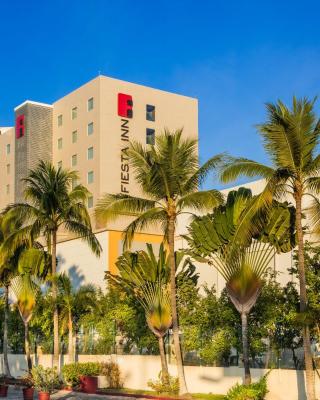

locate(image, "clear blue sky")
[[1, 0, 320, 187]]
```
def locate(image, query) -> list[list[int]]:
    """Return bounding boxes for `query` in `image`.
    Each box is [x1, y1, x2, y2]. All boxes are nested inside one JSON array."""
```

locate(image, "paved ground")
[[5, 386, 134, 399]]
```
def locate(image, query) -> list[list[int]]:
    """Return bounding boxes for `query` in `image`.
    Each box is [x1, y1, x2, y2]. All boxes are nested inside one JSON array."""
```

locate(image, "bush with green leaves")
[[147, 372, 179, 395], [226, 374, 268, 400], [31, 365, 60, 393], [62, 362, 101, 386], [62, 361, 122, 388]]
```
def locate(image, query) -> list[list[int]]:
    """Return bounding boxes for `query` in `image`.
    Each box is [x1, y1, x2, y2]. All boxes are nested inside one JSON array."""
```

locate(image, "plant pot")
[[80, 375, 98, 394], [22, 387, 34, 400], [0, 385, 8, 397], [38, 392, 50, 400]]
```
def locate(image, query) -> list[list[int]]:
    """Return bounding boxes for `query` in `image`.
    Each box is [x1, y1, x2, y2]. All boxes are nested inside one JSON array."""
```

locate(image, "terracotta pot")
[[22, 387, 34, 400], [80, 375, 98, 394], [0, 385, 8, 397], [38, 392, 50, 400]]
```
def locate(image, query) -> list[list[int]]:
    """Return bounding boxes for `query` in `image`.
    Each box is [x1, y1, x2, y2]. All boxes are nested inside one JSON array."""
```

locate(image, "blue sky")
[[1, 0, 320, 187]]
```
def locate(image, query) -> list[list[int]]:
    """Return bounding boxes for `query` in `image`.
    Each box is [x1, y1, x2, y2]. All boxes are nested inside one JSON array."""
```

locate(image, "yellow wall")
[[108, 230, 163, 274]]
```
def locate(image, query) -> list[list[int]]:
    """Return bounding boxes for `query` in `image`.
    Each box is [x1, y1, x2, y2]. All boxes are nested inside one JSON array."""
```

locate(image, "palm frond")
[[177, 189, 224, 213], [95, 194, 157, 225], [220, 157, 275, 183]]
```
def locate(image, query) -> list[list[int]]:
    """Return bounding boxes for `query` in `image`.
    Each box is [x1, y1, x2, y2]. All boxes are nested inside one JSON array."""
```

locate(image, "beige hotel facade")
[[0, 75, 198, 288], [0, 75, 296, 291]]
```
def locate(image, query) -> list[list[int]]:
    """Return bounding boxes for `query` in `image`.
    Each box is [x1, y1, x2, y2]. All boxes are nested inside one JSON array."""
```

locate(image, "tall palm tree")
[[220, 97, 320, 399], [185, 188, 296, 384], [95, 129, 223, 394], [0, 212, 28, 378], [6, 161, 102, 368], [11, 247, 49, 372], [57, 273, 97, 363]]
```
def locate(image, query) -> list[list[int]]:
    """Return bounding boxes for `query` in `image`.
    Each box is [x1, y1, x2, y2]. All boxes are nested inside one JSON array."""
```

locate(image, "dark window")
[[146, 128, 155, 145], [146, 105, 155, 121]]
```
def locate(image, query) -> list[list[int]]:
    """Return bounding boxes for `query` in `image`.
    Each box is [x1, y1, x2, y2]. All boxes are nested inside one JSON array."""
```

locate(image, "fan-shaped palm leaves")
[[95, 129, 223, 394], [220, 97, 320, 399], [185, 188, 295, 384], [6, 161, 102, 368], [109, 243, 198, 386]]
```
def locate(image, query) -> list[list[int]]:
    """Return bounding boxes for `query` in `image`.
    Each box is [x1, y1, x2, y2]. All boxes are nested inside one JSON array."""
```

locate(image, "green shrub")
[[147, 372, 179, 395], [62, 362, 101, 386], [62, 361, 122, 388], [226, 374, 268, 400], [31, 365, 60, 394], [100, 361, 123, 388]]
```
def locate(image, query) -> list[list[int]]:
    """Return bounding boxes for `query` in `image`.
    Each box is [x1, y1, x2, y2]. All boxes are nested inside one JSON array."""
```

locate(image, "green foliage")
[[62, 361, 122, 388], [31, 365, 60, 393], [226, 374, 268, 400], [200, 328, 234, 365], [95, 129, 223, 249], [147, 372, 179, 395], [62, 362, 101, 386]]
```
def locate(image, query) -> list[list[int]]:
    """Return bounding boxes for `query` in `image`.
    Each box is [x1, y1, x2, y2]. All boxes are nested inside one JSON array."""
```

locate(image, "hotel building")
[[1, 75, 299, 292], [0, 75, 198, 288]]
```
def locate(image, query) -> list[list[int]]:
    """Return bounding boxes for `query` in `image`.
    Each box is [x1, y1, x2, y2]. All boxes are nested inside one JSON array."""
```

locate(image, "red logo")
[[118, 93, 133, 118], [16, 114, 25, 139]]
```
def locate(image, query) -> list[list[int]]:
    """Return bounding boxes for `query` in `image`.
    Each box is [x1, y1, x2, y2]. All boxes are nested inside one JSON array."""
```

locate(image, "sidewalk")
[[6, 386, 135, 399]]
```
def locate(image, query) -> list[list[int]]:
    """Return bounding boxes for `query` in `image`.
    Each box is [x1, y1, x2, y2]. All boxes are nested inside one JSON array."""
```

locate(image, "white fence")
[[1, 353, 320, 400]]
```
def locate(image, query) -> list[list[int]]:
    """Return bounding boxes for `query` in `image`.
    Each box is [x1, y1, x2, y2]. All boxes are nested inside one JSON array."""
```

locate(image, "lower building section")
[[56, 230, 163, 289]]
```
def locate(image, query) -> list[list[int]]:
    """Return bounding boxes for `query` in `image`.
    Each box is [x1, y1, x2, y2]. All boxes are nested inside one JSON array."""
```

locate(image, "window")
[[6, 184, 10, 195], [72, 177, 78, 189], [58, 114, 63, 126], [87, 171, 94, 184], [6, 164, 10, 175], [87, 196, 93, 209], [58, 138, 63, 150], [87, 122, 94, 135], [71, 154, 77, 167], [146, 105, 155, 121], [72, 130, 78, 143], [88, 97, 94, 111], [57, 161, 62, 169], [146, 128, 155, 145], [87, 146, 94, 160], [6, 144, 10, 155], [71, 107, 77, 120]]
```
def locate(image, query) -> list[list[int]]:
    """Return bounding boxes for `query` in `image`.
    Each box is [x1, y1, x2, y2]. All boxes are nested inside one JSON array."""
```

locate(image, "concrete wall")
[[56, 230, 108, 289], [1, 354, 319, 400]]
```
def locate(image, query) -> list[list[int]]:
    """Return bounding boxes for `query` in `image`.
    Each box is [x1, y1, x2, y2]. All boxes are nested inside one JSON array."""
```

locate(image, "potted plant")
[[31, 366, 59, 400], [0, 375, 8, 398], [62, 362, 100, 394], [21, 374, 34, 400]]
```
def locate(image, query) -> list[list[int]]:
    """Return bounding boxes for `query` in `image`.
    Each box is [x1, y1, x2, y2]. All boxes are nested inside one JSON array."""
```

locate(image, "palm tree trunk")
[[24, 321, 32, 372], [52, 230, 60, 368], [295, 191, 316, 400], [3, 285, 11, 377], [168, 215, 188, 395], [241, 312, 251, 385], [158, 336, 169, 386], [68, 311, 74, 363]]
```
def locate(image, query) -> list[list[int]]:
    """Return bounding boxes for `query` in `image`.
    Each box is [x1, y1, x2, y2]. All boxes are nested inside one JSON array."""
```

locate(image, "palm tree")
[[95, 129, 223, 394], [110, 244, 197, 385], [185, 188, 295, 384], [57, 273, 97, 363], [6, 161, 102, 368], [220, 97, 320, 399], [11, 248, 49, 372], [0, 212, 28, 378]]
